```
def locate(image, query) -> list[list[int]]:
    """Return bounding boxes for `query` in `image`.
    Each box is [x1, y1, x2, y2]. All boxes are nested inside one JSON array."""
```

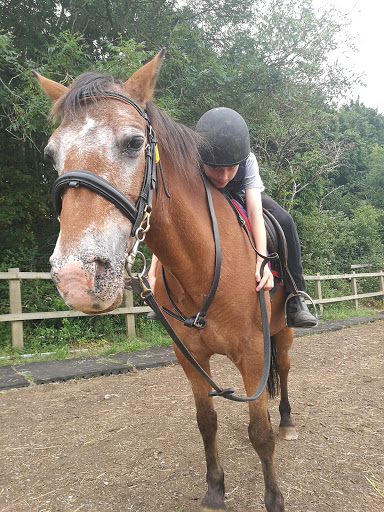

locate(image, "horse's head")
[[35, 50, 165, 314]]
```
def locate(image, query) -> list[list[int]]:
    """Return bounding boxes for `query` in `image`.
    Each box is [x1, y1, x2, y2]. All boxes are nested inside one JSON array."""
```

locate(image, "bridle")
[[51, 89, 219, 321], [51, 90, 163, 256], [50, 89, 275, 403]]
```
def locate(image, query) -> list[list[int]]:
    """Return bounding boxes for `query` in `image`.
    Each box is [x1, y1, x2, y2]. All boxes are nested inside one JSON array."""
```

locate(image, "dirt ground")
[[1, 321, 383, 512]]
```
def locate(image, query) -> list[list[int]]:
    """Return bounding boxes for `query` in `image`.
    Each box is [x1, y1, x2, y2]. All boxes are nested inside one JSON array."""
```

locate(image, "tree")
[[318, 101, 384, 215], [365, 145, 384, 209], [1, 0, 379, 276], [163, 0, 359, 210]]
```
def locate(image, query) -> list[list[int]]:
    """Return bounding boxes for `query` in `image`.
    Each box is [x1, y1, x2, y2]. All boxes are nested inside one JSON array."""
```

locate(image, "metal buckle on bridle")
[[140, 206, 151, 234], [193, 313, 206, 329], [125, 206, 151, 279]]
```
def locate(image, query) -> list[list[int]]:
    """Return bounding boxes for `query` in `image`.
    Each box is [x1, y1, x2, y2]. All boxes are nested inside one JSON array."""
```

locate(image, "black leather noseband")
[[52, 169, 139, 225]]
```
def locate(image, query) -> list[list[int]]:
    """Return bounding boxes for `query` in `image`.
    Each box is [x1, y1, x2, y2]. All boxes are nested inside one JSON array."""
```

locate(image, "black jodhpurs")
[[261, 193, 306, 293]]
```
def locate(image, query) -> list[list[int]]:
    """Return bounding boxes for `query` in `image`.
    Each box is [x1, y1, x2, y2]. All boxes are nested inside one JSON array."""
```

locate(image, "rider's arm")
[[242, 154, 273, 292], [245, 187, 274, 292], [148, 254, 159, 293]]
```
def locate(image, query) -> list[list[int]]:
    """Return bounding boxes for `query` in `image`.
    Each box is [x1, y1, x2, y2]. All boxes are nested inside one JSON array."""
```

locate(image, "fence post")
[[124, 287, 136, 337], [351, 271, 358, 310], [315, 273, 323, 314], [380, 272, 384, 304], [9, 267, 24, 349]]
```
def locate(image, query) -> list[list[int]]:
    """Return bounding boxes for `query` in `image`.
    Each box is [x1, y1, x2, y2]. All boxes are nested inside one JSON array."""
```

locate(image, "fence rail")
[[1, 268, 383, 349], [1, 268, 151, 349], [305, 271, 384, 313]]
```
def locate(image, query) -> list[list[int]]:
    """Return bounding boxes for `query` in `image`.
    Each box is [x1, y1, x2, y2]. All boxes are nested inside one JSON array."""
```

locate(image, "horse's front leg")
[[274, 328, 298, 440], [175, 347, 226, 511], [237, 356, 285, 512]]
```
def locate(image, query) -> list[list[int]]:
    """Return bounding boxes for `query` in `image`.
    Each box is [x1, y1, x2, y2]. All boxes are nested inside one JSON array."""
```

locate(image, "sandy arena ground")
[[1, 321, 383, 511]]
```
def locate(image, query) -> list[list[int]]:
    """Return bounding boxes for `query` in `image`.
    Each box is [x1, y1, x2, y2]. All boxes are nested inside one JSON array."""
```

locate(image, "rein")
[[131, 262, 273, 402], [51, 89, 275, 402], [160, 173, 221, 329]]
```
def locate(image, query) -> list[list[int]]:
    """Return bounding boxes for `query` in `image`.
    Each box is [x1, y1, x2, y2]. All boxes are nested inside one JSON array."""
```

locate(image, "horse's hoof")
[[279, 425, 298, 440], [201, 492, 226, 510]]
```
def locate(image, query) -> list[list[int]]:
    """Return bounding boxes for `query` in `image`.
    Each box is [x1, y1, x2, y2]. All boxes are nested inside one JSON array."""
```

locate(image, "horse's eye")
[[124, 136, 144, 155]]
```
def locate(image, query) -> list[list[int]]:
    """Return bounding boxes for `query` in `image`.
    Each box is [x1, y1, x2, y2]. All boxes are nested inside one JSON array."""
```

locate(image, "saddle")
[[263, 208, 288, 273], [227, 197, 293, 294]]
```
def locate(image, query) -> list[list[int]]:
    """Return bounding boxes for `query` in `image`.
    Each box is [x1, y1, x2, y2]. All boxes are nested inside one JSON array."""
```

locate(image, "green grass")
[[0, 302, 382, 366], [315, 302, 382, 320], [0, 314, 172, 366]]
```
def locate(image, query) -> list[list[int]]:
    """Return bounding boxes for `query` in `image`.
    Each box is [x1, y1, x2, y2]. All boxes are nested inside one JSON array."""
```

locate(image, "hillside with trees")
[[1, 0, 383, 277]]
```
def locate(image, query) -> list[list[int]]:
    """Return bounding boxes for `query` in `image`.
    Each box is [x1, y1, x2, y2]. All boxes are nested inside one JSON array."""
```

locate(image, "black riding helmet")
[[195, 107, 251, 166]]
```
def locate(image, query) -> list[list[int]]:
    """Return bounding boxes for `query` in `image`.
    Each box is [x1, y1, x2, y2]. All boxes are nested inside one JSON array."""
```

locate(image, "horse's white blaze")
[[55, 119, 116, 174], [78, 115, 96, 137]]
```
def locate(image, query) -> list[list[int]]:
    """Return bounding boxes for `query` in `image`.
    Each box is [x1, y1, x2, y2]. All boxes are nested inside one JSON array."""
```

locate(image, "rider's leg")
[[261, 193, 317, 327]]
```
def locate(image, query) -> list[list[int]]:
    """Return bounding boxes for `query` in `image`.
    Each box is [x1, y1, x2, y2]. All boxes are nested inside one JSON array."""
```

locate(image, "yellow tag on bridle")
[[155, 144, 160, 163]]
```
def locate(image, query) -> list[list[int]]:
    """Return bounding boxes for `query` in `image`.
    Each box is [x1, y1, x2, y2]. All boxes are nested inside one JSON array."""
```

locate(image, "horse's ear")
[[32, 70, 68, 101], [124, 48, 166, 106]]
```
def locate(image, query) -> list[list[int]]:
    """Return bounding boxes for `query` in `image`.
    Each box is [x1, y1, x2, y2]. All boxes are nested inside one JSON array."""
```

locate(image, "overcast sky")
[[315, 0, 384, 114]]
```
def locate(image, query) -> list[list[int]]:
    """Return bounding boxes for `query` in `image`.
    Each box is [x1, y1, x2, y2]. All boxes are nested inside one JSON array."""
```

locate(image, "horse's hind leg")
[[274, 328, 298, 440], [239, 359, 284, 512], [176, 350, 225, 510]]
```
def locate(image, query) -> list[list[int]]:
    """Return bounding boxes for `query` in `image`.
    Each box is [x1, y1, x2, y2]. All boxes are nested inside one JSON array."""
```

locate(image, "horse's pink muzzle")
[[50, 256, 125, 314]]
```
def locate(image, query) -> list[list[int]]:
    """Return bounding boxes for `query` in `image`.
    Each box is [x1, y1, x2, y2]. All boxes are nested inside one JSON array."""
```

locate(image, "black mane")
[[146, 103, 206, 180]]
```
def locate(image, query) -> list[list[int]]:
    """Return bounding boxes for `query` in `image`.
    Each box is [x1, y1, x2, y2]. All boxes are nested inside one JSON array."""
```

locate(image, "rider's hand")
[[147, 273, 156, 294], [255, 261, 274, 292]]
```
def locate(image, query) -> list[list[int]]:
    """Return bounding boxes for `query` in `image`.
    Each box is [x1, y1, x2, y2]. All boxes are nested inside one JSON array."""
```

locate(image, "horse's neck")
[[147, 160, 215, 289]]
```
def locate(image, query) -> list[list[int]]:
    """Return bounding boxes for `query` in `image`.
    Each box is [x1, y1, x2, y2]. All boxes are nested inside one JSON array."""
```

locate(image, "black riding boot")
[[286, 296, 317, 328]]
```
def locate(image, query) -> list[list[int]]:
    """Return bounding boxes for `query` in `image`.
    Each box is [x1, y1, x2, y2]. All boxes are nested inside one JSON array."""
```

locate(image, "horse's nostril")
[[94, 258, 108, 278]]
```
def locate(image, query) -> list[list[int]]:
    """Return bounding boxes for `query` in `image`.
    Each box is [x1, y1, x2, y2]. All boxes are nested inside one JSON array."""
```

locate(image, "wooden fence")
[[0, 268, 151, 349], [1, 268, 383, 349], [306, 271, 384, 313]]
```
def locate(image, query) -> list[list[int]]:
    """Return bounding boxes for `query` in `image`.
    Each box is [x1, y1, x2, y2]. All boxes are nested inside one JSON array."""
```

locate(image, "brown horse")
[[34, 50, 298, 512]]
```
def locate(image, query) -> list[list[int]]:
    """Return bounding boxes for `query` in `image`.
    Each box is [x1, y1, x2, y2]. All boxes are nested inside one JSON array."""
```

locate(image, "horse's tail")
[[267, 335, 280, 399]]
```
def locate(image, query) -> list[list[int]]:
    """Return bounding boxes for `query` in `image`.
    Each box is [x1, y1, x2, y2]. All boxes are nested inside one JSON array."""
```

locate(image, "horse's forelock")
[[52, 72, 123, 119]]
